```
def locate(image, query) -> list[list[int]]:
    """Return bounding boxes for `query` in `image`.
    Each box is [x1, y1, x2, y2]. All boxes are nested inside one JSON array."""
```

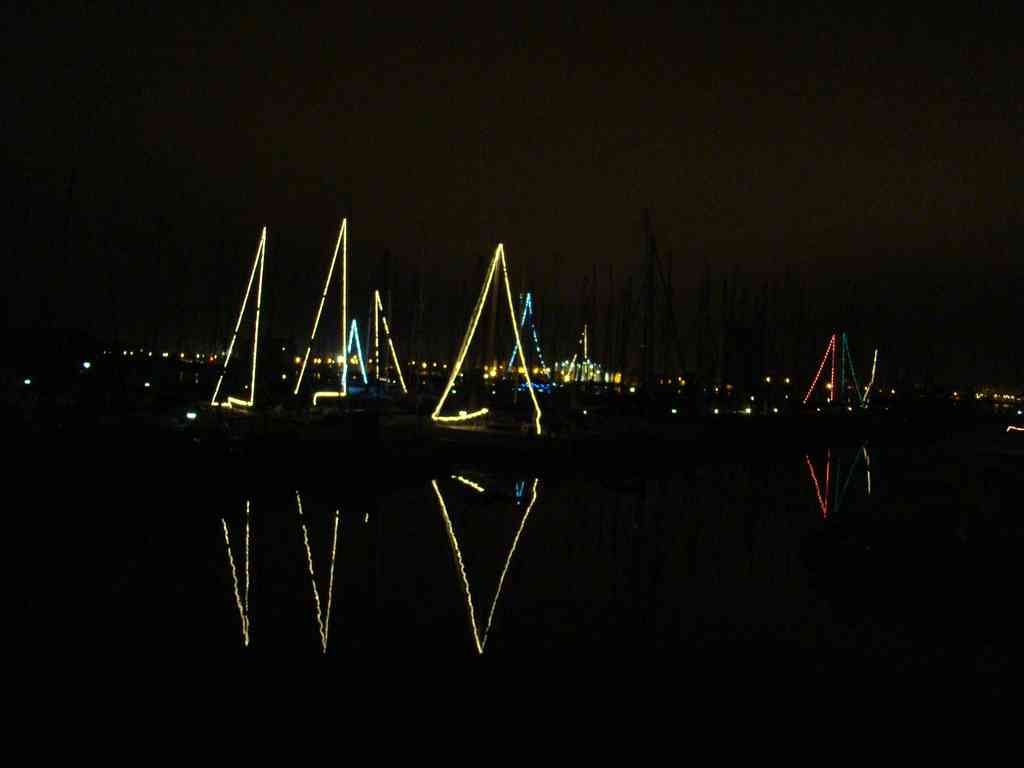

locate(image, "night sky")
[[4, 3, 1021, 386]]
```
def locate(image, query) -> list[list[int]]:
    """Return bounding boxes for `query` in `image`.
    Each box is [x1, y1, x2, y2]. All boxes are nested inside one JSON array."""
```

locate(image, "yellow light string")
[[431, 480, 483, 654], [374, 290, 380, 382], [481, 478, 538, 644], [1008, 426, 1024, 433], [312, 391, 343, 406], [431, 244, 542, 433], [342, 217, 347, 397], [432, 251, 501, 423], [221, 500, 251, 647], [431, 477, 540, 654], [375, 291, 407, 394], [862, 445, 872, 495], [863, 348, 878, 403], [452, 475, 485, 493], [499, 245, 542, 435], [297, 492, 340, 654], [249, 232, 265, 406], [434, 407, 489, 422], [212, 227, 266, 405], [295, 219, 345, 395]]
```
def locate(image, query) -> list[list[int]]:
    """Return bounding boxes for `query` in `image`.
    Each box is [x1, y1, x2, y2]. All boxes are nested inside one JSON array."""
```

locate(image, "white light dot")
[[82, 361, 91, 369]]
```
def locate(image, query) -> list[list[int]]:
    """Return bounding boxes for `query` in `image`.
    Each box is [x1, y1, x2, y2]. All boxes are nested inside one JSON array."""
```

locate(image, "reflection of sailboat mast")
[[221, 500, 251, 646], [863, 445, 872, 495], [296, 492, 340, 654], [430, 478, 540, 654], [804, 445, 871, 519]]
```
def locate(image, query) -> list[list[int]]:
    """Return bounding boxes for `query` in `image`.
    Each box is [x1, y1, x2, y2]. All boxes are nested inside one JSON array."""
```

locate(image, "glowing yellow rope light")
[[374, 290, 380, 382], [221, 501, 251, 647], [212, 228, 266, 406], [432, 480, 483, 654], [431, 477, 540, 654], [434, 408, 489, 422], [249, 234, 265, 405], [482, 478, 538, 645], [1008, 426, 1024, 433], [312, 391, 344, 406], [432, 244, 541, 433], [863, 445, 872, 495], [297, 492, 340, 654], [452, 475, 485, 493], [500, 245, 542, 435], [375, 291, 407, 394], [863, 348, 878, 403], [295, 219, 345, 395], [432, 252, 500, 424], [342, 217, 347, 398]]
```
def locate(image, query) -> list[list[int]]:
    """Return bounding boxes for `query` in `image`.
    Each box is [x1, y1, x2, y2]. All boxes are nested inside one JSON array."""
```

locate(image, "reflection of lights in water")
[[807, 445, 870, 518], [863, 445, 872, 495], [221, 501, 251, 647], [452, 475, 485, 493], [296, 492, 340, 654], [805, 455, 828, 519], [431, 477, 540, 654]]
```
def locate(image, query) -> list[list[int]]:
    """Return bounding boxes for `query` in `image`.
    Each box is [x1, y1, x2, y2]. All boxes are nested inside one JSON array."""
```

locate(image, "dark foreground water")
[[16, 425, 1021, 693]]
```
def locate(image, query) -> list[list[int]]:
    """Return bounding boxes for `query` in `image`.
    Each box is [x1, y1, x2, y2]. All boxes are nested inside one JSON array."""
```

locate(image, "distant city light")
[[281, 373, 287, 380], [144, 382, 151, 388], [671, 408, 678, 414], [23, 378, 31, 386], [582, 410, 588, 415], [186, 411, 197, 420], [629, 386, 636, 394], [772, 407, 779, 414], [162, 352, 169, 358], [713, 408, 719, 415], [784, 377, 791, 385], [744, 407, 752, 415], [82, 361, 91, 369], [765, 376, 771, 383]]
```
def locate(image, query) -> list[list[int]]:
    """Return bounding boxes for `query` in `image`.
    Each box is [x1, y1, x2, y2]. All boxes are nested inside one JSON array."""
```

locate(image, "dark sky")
[[4, 3, 1021, 385]]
